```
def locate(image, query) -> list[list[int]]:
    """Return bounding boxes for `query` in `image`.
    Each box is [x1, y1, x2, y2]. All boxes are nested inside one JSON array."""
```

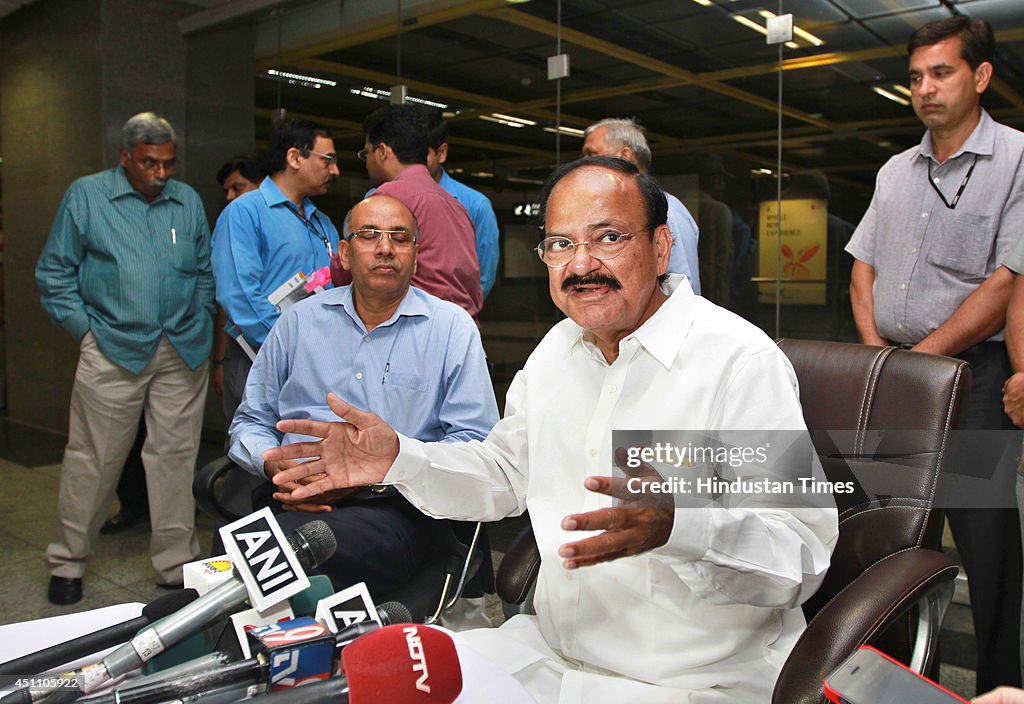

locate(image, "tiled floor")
[[0, 420, 983, 698]]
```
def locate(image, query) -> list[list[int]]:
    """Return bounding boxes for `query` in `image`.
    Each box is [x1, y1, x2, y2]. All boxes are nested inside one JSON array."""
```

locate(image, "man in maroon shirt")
[[340, 105, 482, 321]]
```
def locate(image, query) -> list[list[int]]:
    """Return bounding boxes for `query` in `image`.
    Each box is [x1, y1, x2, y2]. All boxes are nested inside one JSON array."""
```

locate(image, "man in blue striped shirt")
[[36, 112, 214, 605], [229, 194, 497, 596]]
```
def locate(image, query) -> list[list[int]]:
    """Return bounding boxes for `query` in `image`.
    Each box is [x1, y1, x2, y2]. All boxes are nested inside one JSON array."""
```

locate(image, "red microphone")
[[342, 624, 463, 704]]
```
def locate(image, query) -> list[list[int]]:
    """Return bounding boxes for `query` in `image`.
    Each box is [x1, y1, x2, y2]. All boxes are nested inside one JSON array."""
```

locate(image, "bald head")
[[343, 195, 417, 240], [340, 195, 420, 307]]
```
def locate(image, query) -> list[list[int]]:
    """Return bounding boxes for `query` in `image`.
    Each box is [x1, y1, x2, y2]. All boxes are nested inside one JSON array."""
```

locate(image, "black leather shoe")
[[100, 510, 148, 534], [48, 576, 83, 605]]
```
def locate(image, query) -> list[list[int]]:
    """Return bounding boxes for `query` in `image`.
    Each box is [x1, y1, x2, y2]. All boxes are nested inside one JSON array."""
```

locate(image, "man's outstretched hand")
[[263, 393, 400, 500], [558, 447, 675, 570]]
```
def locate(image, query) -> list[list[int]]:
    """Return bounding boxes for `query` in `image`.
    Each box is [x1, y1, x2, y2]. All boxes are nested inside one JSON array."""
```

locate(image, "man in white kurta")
[[265, 156, 839, 703]]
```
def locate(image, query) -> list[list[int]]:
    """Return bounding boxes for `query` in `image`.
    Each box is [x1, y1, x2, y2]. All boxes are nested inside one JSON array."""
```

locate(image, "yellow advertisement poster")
[[758, 198, 828, 305]]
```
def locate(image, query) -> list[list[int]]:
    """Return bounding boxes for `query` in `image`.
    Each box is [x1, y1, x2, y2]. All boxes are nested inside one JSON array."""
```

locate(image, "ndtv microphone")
[[342, 624, 462, 703], [249, 624, 463, 704]]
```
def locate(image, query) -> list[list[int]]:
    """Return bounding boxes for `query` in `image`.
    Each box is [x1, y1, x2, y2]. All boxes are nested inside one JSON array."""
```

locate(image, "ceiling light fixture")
[[732, 14, 768, 36], [872, 86, 910, 106], [480, 115, 526, 128], [477, 114, 536, 127], [793, 26, 825, 47], [543, 125, 585, 137], [348, 86, 447, 109], [892, 84, 912, 97], [266, 68, 337, 89], [491, 112, 537, 126], [690, 0, 713, 5]]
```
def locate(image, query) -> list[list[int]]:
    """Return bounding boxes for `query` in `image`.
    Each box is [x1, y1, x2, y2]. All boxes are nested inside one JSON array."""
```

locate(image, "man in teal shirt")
[[36, 112, 214, 605]]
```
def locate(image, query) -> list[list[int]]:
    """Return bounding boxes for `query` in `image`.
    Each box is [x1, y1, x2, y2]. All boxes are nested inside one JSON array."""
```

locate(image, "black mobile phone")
[[823, 646, 968, 704]]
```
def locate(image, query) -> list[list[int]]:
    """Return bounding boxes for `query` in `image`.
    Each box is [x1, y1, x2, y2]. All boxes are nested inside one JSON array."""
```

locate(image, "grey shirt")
[[846, 110, 1024, 344]]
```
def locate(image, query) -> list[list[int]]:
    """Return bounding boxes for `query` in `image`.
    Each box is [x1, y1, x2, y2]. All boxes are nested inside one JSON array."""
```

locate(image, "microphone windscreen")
[[342, 624, 462, 704], [377, 601, 413, 625], [287, 520, 337, 571], [141, 589, 200, 622]]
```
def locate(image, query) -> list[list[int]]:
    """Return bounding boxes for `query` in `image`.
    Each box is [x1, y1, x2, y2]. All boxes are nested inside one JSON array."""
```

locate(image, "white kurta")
[[386, 275, 838, 703]]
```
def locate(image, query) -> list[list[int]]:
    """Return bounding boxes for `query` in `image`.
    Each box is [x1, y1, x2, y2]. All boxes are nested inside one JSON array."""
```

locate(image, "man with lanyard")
[[846, 16, 1024, 692], [212, 118, 341, 419]]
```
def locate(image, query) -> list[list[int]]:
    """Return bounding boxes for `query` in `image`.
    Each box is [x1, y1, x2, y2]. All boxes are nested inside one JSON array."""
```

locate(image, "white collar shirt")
[[387, 274, 837, 701]]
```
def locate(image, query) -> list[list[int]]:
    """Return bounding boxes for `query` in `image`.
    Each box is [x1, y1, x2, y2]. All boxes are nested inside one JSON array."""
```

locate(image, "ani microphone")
[[17, 520, 335, 704]]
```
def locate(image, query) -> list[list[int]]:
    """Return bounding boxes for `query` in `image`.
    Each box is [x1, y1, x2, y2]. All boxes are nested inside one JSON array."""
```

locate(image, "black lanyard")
[[287, 203, 333, 257], [927, 154, 978, 210]]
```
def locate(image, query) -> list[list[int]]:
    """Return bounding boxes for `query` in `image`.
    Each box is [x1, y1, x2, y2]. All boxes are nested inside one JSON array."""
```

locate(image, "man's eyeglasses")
[[347, 228, 417, 248], [535, 230, 641, 268], [304, 149, 338, 166], [130, 155, 176, 173], [357, 148, 368, 161]]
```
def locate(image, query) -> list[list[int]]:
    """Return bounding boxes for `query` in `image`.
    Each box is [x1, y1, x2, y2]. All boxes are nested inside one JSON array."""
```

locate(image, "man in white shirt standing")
[[264, 156, 838, 703]]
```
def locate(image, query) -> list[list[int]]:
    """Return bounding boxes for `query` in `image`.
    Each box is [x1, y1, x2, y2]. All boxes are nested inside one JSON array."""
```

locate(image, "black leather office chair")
[[193, 457, 488, 624], [495, 340, 971, 704]]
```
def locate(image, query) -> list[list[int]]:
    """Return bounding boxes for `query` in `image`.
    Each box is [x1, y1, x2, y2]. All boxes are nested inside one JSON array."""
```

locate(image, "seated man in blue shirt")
[[228, 194, 499, 595]]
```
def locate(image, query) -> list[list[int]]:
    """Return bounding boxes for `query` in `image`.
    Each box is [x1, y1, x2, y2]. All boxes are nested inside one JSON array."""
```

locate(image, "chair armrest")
[[192, 455, 244, 523], [496, 524, 540, 605], [772, 548, 959, 704]]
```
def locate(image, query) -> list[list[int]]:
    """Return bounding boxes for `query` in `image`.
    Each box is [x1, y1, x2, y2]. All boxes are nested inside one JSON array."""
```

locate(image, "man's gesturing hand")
[[263, 393, 400, 500], [1003, 372, 1024, 428], [558, 448, 675, 570]]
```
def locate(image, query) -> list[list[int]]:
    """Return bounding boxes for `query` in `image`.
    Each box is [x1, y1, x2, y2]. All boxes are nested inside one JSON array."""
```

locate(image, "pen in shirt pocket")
[[382, 362, 390, 384], [171, 227, 177, 245]]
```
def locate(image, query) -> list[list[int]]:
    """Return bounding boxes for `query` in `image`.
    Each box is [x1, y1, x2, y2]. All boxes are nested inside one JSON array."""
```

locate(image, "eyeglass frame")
[[302, 148, 339, 167], [128, 154, 177, 173], [345, 227, 418, 247], [534, 228, 648, 268]]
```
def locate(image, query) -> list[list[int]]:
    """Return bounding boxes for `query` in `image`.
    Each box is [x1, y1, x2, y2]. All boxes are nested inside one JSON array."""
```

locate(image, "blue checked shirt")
[[229, 285, 499, 476], [35, 167, 214, 373]]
